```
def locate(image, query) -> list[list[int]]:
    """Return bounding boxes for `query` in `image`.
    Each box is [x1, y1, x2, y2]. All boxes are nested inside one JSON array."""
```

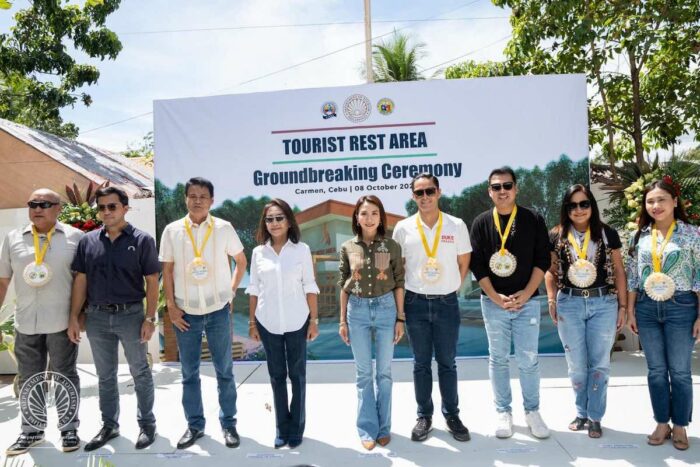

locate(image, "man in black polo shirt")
[[469, 167, 551, 440], [67, 187, 160, 451]]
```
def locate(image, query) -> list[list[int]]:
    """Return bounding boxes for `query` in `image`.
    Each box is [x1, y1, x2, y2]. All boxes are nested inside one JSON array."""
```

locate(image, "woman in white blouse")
[[246, 198, 320, 449]]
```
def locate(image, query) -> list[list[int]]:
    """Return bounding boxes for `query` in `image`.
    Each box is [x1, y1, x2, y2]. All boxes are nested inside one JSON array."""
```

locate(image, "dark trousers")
[[257, 319, 308, 442], [15, 329, 80, 433], [404, 291, 460, 418]]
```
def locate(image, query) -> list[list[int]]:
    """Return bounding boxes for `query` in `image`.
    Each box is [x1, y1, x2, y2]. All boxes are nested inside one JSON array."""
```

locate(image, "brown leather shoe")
[[672, 426, 689, 451], [361, 440, 376, 450], [377, 436, 391, 447], [647, 425, 671, 446]]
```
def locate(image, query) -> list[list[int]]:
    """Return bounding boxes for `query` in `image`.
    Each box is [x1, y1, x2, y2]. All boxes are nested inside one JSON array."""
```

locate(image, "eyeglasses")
[[264, 215, 286, 224], [490, 182, 515, 192], [413, 187, 437, 197], [97, 203, 121, 212], [566, 200, 592, 212], [27, 201, 59, 209]]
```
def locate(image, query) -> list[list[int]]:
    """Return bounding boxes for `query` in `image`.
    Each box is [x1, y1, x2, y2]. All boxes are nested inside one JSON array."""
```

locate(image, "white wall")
[[0, 197, 160, 374]]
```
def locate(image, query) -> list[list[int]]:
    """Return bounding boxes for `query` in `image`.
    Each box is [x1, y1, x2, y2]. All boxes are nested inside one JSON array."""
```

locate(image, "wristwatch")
[[145, 316, 157, 325], [310, 318, 319, 325]]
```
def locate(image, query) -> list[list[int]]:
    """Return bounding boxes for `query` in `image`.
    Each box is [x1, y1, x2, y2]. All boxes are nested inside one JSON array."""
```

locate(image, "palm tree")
[[369, 30, 427, 82]]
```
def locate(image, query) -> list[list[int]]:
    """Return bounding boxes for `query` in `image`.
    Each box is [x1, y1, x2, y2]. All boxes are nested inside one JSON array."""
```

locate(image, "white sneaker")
[[495, 411, 513, 438], [525, 410, 550, 439]]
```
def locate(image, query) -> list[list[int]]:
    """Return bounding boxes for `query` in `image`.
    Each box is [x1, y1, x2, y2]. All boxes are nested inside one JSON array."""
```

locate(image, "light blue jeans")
[[481, 296, 541, 413], [347, 292, 397, 441], [556, 292, 617, 422]]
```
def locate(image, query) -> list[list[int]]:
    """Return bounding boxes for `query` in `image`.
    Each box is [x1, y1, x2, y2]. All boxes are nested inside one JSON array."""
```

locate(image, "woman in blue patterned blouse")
[[627, 179, 700, 451]]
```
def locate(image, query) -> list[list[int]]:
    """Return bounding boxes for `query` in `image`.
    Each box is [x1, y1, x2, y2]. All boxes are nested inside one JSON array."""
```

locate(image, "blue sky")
[[0, 0, 513, 151]]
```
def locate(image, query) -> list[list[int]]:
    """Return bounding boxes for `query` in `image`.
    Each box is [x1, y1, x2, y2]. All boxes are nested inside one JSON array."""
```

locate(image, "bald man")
[[0, 189, 84, 456]]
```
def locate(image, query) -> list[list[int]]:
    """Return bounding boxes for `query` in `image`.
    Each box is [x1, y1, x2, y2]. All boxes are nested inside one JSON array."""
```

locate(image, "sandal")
[[672, 427, 689, 451], [587, 420, 602, 438], [568, 417, 588, 431], [647, 425, 672, 446]]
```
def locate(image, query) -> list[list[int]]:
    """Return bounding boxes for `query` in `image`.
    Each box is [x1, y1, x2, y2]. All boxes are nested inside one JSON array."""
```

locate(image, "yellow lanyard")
[[416, 212, 443, 259], [651, 221, 676, 273], [32, 225, 55, 265], [492, 206, 517, 255], [567, 228, 591, 260], [184, 218, 213, 258]]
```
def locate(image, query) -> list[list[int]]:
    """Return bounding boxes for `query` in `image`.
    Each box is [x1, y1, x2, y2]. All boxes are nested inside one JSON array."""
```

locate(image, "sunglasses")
[[490, 182, 515, 192], [27, 201, 59, 209], [97, 203, 121, 212], [413, 187, 437, 197], [566, 200, 592, 212], [264, 215, 286, 224]]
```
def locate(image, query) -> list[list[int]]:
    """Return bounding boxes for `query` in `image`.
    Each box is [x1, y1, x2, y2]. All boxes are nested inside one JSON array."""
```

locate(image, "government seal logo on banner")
[[343, 94, 371, 123], [377, 98, 394, 115], [20, 371, 79, 431], [321, 101, 337, 119]]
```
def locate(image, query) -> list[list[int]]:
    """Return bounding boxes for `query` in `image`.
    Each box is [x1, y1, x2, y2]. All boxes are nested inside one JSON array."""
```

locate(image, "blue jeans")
[[257, 319, 308, 443], [174, 304, 237, 431], [635, 291, 697, 426], [86, 303, 155, 430], [481, 296, 541, 413], [347, 292, 397, 441], [556, 293, 617, 421], [405, 291, 460, 418]]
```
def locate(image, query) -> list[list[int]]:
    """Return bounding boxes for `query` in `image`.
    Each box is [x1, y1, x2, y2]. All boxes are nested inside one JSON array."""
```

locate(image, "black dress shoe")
[[177, 428, 204, 449], [61, 430, 80, 452], [84, 427, 120, 452], [446, 416, 471, 442], [274, 437, 287, 449], [288, 438, 302, 448], [135, 426, 157, 449], [411, 416, 433, 442], [223, 427, 240, 448]]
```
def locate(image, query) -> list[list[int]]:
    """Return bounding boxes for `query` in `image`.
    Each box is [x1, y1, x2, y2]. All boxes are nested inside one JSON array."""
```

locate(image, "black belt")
[[92, 302, 141, 312], [561, 286, 610, 298], [407, 291, 456, 300]]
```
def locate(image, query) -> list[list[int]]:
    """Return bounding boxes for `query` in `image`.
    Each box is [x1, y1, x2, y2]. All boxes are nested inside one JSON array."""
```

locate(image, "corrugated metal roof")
[[0, 118, 153, 198]]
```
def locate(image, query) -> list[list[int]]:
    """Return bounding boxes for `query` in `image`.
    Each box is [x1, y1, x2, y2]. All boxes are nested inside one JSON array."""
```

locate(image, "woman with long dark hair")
[[338, 195, 405, 450], [545, 184, 627, 438], [246, 198, 319, 449], [627, 179, 700, 450]]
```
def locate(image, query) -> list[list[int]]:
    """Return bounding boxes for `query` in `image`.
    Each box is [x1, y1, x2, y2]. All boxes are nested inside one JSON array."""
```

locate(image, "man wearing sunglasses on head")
[[469, 166, 551, 440], [159, 177, 247, 450], [392, 173, 472, 443], [67, 186, 160, 452], [2, 189, 84, 456]]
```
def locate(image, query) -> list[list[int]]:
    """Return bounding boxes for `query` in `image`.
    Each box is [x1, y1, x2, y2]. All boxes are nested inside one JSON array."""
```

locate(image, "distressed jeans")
[[86, 303, 155, 430], [481, 296, 541, 413], [347, 292, 397, 441], [635, 291, 697, 426], [556, 293, 617, 421]]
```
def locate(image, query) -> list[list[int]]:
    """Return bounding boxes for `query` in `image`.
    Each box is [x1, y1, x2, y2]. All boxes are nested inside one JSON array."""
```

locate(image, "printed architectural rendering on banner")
[[154, 75, 589, 361]]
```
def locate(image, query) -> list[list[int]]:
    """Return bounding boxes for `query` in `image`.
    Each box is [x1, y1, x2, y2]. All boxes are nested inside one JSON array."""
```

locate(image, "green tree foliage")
[[0, 0, 122, 137], [369, 30, 426, 82], [446, 1, 700, 167], [408, 155, 588, 229], [154, 180, 187, 244]]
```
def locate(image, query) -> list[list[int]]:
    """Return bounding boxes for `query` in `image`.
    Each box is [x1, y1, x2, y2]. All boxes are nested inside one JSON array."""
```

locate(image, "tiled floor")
[[0, 351, 698, 466]]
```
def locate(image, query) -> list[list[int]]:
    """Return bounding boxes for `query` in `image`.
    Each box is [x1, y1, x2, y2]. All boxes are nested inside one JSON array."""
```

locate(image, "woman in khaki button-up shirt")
[[338, 195, 405, 450]]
